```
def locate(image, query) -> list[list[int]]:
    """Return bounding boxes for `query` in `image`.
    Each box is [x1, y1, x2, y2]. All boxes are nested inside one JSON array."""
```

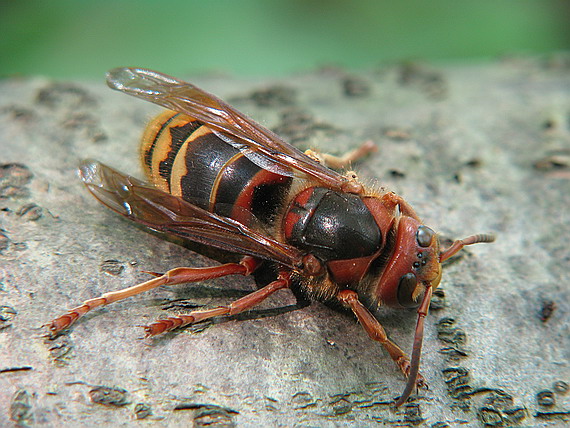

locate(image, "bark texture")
[[1, 57, 569, 427]]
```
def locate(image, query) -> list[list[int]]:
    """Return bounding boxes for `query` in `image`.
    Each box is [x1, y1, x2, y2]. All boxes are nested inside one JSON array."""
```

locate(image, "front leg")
[[336, 290, 425, 397], [380, 191, 421, 221]]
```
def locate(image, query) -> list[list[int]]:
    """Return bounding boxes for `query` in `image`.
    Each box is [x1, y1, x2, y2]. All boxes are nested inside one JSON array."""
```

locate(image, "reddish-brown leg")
[[46, 256, 259, 337], [144, 272, 292, 336], [337, 290, 425, 398], [380, 192, 421, 221]]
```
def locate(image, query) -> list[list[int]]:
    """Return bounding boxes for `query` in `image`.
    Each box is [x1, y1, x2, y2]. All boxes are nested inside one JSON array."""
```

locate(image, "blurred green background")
[[1, 0, 569, 79]]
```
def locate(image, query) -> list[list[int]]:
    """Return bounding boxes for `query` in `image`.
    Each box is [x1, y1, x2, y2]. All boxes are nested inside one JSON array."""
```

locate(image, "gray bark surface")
[[1, 58, 569, 427]]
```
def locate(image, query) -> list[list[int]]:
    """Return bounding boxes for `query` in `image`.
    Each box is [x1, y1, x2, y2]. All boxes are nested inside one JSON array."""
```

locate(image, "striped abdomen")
[[140, 110, 293, 228]]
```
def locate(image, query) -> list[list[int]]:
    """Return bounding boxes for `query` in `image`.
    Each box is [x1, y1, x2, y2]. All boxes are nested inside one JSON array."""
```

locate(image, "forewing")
[[79, 160, 304, 269], [106, 67, 345, 188]]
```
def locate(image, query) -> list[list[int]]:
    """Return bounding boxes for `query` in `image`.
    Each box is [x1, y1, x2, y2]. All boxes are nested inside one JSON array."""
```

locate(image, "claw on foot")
[[143, 317, 184, 337], [45, 307, 88, 337]]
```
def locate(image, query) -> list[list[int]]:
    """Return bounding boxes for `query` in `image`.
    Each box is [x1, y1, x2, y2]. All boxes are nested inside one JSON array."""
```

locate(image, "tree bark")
[[1, 58, 569, 426]]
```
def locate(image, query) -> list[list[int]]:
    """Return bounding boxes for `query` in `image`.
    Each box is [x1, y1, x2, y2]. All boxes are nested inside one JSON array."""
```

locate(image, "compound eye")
[[397, 273, 420, 308], [416, 226, 435, 247]]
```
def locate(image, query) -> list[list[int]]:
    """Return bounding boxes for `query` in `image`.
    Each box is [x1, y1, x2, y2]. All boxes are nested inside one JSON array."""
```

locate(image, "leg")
[[144, 271, 292, 336], [304, 140, 377, 169], [380, 191, 421, 221], [46, 256, 259, 336], [337, 290, 421, 383]]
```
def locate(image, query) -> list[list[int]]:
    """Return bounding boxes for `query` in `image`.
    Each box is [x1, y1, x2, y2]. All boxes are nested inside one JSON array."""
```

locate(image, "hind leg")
[[46, 256, 259, 336]]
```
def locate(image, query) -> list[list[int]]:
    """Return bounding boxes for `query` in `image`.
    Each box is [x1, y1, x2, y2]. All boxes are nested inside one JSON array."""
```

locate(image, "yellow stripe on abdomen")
[[139, 110, 199, 193], [169, 125, 214, 200]]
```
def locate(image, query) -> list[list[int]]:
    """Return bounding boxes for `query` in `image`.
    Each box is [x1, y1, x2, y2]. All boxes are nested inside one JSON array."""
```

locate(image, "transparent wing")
[[106, 67, 346, 189], [80, 160, 304, 269]]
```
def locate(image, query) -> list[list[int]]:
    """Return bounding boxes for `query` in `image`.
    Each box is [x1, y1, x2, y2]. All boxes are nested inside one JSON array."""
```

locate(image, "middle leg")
[[144, 271, 293, 336], [304, 140, 377, 169], [47, 256, 260, 336]]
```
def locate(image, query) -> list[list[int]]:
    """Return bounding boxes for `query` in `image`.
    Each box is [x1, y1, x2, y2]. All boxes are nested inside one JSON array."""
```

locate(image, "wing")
[[79, 160, 304, 269], [106, 67, 346, 189]]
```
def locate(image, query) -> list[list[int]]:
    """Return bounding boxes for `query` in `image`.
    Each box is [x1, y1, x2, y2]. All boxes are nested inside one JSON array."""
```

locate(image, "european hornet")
[[47, 68, 494, 406]]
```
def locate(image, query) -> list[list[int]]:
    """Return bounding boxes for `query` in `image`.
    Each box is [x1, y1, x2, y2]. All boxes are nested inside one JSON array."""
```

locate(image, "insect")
[[47, 67, 495, 406]]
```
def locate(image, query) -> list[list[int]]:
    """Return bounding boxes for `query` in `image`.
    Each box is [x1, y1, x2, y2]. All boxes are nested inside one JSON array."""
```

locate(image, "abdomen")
[[140, 110, 292, 229]]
